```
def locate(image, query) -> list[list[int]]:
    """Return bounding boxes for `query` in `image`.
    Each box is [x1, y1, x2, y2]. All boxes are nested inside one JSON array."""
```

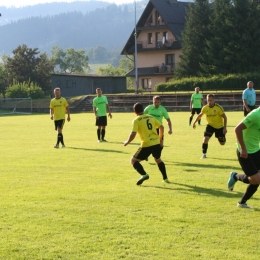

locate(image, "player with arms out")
[[93, 88, 112, 142], [193, 94, 227, 159], [124, 103, 170, 185], [50, 88, 70, 148]]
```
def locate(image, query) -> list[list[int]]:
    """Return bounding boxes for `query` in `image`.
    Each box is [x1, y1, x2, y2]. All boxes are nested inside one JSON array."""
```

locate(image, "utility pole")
[[134, 0, 138, 94]]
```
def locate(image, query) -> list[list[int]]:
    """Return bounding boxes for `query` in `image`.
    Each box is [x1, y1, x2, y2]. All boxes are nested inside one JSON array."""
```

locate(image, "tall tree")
[[200, 0, 233, 75], [5, 44, 54, 94], [50, 46, 89, 74], [0, 54, 9, 96], [0, 63, 8, 96], [174, 0, 211, 78], [244, 0, 260, 71], [202, 0, 253, 75]]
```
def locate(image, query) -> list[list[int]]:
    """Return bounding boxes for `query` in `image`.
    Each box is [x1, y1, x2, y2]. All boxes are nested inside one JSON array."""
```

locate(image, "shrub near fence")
[[156, 72, 260, 92]]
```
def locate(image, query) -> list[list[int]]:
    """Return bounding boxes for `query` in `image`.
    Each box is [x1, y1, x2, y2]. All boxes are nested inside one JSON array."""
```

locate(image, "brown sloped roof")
[[121, 0, 190, 55]]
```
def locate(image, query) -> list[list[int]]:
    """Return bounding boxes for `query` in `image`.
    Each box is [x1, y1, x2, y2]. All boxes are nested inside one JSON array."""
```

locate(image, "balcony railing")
[[137, 38, 174, 49], [144, 21, 166, 27], [154, 64, 175, 74]]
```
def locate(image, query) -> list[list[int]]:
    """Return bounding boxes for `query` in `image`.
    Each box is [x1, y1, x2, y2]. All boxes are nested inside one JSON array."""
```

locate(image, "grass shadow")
[[142, 182, 257, 200], [67, 147, 127, 154], [108, 141, 140, 146], [209, 157, 238, 162], [165, 161, 241, 171]]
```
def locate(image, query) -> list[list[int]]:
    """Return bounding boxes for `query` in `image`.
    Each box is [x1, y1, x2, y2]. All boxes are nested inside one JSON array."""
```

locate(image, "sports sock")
[[158, 161, 168, 180], [198, 119, 201, 124], [97, 129, 101, 140], [133, 161, 147, 176], [57, 133, 62, 144], [239, 184, 259, 204], [236, 174, 250, 184], [189, 116, 193, 125], [202, 143, 208, 154], [60, 133, 64, 145], [101, 129, 105, 140]]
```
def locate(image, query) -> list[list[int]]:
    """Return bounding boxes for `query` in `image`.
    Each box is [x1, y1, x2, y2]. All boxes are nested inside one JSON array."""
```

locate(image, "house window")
[[165, 54, 175, 67], [163, 32, 168, 44], [142, 78, 151, 89], [148, 33, 153, 44], [156, 32, 160, 47]]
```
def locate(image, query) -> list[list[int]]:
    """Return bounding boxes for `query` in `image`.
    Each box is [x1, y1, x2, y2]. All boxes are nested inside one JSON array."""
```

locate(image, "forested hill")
[[0, 1, 147, 55], [0, 1, 110, 25]]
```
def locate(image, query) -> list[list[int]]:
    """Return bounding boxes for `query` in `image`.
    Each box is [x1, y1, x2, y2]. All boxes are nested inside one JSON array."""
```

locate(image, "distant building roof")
[[121, 0, 189, 55]]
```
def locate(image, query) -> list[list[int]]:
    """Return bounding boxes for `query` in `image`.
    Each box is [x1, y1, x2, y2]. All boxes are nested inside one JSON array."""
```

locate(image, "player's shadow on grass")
[[173, 182, 247, 198], [108, 141, 140, 146], [67, 147, 128, 154], [207, 157, 237, 162], [147, 182, 259, 200], [166, 161, 241, 171]]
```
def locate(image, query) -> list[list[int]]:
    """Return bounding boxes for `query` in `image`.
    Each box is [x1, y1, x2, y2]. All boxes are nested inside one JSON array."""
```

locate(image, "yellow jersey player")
[[124, 103, 170, 185], [50, 88, 70, 148], [193, 94, 227, 159]]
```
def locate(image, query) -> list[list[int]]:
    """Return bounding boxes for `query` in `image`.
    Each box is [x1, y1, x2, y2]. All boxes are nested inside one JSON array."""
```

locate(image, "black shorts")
[[243, 105, 256, 116], [191, 108, 201, 115], [237, 149, 260, 176], [204, 125, 226, 143], [96, 116, 107, 126], [54, 119, 65, 130], [133, 144, 162, 161]]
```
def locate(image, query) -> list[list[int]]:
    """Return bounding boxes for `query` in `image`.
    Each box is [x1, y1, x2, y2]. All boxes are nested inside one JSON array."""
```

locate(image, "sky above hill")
[[1, 0, 134, 8]]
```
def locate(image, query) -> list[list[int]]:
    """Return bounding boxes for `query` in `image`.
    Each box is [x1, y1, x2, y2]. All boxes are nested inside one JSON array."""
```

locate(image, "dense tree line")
[[0, 44, 134, 97], [175, 0, 260, 78], [0, 1, 111, 25], [0, 2, 145, 56]]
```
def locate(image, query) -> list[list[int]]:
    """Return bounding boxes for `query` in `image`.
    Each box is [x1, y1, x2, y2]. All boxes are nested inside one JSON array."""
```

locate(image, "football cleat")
[[136, 174, 149, 185]]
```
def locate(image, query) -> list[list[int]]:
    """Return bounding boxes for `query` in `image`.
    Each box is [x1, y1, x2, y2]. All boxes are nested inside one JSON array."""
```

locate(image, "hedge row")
[[156, 72, 260, 92], [5, 81, 45, 99]]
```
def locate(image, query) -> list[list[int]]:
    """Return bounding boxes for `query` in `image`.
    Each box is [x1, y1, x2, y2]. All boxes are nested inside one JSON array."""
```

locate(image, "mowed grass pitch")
[[1, 111, 260, 259]]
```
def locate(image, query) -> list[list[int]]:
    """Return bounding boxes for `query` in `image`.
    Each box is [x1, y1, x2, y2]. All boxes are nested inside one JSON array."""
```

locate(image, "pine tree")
[[200, 0, 233, 75], [174, 0, 211, 78], [219, 0, 254, 74], [245, 0, 260, 71]]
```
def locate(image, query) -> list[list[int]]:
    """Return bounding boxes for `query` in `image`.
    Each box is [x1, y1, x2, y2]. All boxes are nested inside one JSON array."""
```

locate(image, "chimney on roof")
[[168, 0, 178, 3]]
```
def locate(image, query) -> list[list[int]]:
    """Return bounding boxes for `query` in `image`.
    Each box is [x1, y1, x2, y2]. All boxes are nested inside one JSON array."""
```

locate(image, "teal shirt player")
[[242, 88, 256, 106], [93, 95, 108, 117], [143, 104, 170, 124], [191, 93, 203, 108], [236, 107, 260, 154]]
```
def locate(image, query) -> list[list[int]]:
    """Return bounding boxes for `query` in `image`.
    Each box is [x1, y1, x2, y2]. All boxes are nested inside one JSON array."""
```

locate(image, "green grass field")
[[1, 111, 260, 259]]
